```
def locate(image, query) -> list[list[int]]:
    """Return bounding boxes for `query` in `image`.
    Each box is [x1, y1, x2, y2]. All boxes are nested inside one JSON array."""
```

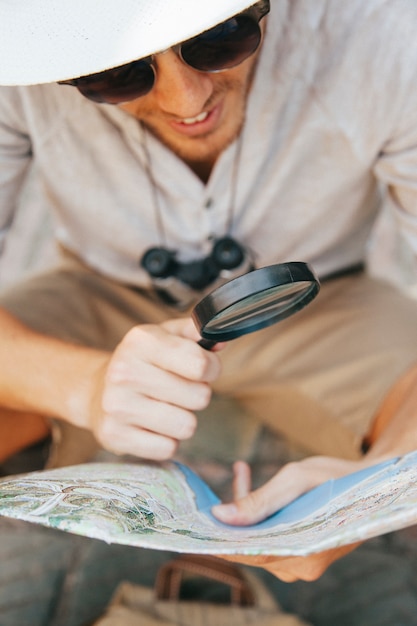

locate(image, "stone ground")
[[1, 170, 417, 625]]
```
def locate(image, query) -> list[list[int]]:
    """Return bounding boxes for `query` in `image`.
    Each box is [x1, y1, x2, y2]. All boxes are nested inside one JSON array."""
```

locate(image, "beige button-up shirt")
[[1, 0, 417, 300]]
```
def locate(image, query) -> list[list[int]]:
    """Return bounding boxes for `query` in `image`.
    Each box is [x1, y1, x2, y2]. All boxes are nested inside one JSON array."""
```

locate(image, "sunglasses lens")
[[75, 59, 155, 104], [181, 15, 262, 72], [63, 5, 267, 104]]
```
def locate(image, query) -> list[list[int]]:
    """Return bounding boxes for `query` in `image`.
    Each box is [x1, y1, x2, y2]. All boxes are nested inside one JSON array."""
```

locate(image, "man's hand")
[[0, 308, 223, 463], [87, 318, 223, 460], [212, 457, 369, 581]]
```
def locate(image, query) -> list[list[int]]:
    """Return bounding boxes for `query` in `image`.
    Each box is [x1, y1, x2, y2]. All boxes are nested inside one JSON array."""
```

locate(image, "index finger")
[[126, 322, 220, 383]]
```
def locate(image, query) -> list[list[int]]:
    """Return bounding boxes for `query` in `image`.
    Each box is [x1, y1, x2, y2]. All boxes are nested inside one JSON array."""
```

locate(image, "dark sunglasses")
[[59, 0, 270, 104]]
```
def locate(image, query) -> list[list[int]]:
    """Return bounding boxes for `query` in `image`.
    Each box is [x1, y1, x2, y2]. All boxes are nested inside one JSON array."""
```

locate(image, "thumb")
[[212, 492, 270, 527], [212, 481, 275, 527], [212, 456, 361, 527], [211, 462, 309, 526]]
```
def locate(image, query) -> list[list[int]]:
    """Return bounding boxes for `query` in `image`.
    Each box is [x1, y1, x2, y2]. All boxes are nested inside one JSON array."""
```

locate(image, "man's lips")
[[168, 103, 222, 136]]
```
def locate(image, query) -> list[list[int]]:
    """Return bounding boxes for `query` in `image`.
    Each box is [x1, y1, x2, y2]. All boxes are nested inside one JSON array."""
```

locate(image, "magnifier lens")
[[204, 281, 314, 334], [192, 262, 320, 343]]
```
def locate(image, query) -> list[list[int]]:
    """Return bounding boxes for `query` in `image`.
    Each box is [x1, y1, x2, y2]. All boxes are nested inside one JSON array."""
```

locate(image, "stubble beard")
[[140, 75, 251, 168]]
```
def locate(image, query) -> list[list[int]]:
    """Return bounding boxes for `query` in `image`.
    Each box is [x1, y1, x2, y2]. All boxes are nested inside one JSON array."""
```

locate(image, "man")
[[1, 0, 417, 589]]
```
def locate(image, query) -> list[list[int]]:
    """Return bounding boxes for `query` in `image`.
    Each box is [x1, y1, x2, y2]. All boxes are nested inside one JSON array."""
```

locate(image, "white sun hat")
[[0, 0, 257, 86]]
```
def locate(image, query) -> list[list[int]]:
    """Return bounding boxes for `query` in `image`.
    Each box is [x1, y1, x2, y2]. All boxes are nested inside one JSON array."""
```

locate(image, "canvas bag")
[[93, 555, 311, 626]]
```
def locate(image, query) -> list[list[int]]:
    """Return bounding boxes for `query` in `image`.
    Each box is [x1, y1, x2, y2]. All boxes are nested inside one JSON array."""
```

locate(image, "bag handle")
[[155, 555, 256, 607]]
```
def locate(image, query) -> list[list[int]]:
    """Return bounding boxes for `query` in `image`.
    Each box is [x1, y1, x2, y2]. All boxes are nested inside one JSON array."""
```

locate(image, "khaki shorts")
[[2, 250, 417, 462]]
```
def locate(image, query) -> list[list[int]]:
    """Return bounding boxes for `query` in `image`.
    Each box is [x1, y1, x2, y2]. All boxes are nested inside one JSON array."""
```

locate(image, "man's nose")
[[152, 50, 214, 118]]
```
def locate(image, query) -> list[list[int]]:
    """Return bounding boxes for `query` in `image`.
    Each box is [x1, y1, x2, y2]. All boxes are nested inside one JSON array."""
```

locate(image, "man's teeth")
[[181, 111, 208, 125]]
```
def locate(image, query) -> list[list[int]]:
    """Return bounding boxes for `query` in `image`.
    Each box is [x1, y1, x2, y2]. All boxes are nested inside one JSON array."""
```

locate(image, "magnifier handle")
[[198, 338, 217, 351]]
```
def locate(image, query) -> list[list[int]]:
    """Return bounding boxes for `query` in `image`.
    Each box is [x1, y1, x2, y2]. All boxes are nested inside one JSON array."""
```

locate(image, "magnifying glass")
[[192, 261, 320, 349]]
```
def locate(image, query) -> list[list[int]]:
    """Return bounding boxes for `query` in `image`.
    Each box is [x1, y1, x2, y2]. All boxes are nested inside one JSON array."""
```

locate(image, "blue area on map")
[[177, 457, 398, 531], [175, 463, 220, 509]]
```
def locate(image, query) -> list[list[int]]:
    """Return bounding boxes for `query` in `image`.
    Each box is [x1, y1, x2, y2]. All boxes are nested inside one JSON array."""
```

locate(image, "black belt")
[[320, 262, 365, 283]]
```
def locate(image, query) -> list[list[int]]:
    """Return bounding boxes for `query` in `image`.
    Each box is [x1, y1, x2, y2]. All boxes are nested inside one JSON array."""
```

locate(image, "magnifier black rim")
[[192, 261, 320, 341]]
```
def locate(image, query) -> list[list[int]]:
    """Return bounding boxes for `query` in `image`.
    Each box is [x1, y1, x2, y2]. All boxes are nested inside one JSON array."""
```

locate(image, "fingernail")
[[212, 503, 238, 520]]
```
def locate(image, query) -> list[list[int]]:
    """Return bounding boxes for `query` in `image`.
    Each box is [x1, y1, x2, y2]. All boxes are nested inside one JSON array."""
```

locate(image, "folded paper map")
[[0, 452, 417, 555]]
